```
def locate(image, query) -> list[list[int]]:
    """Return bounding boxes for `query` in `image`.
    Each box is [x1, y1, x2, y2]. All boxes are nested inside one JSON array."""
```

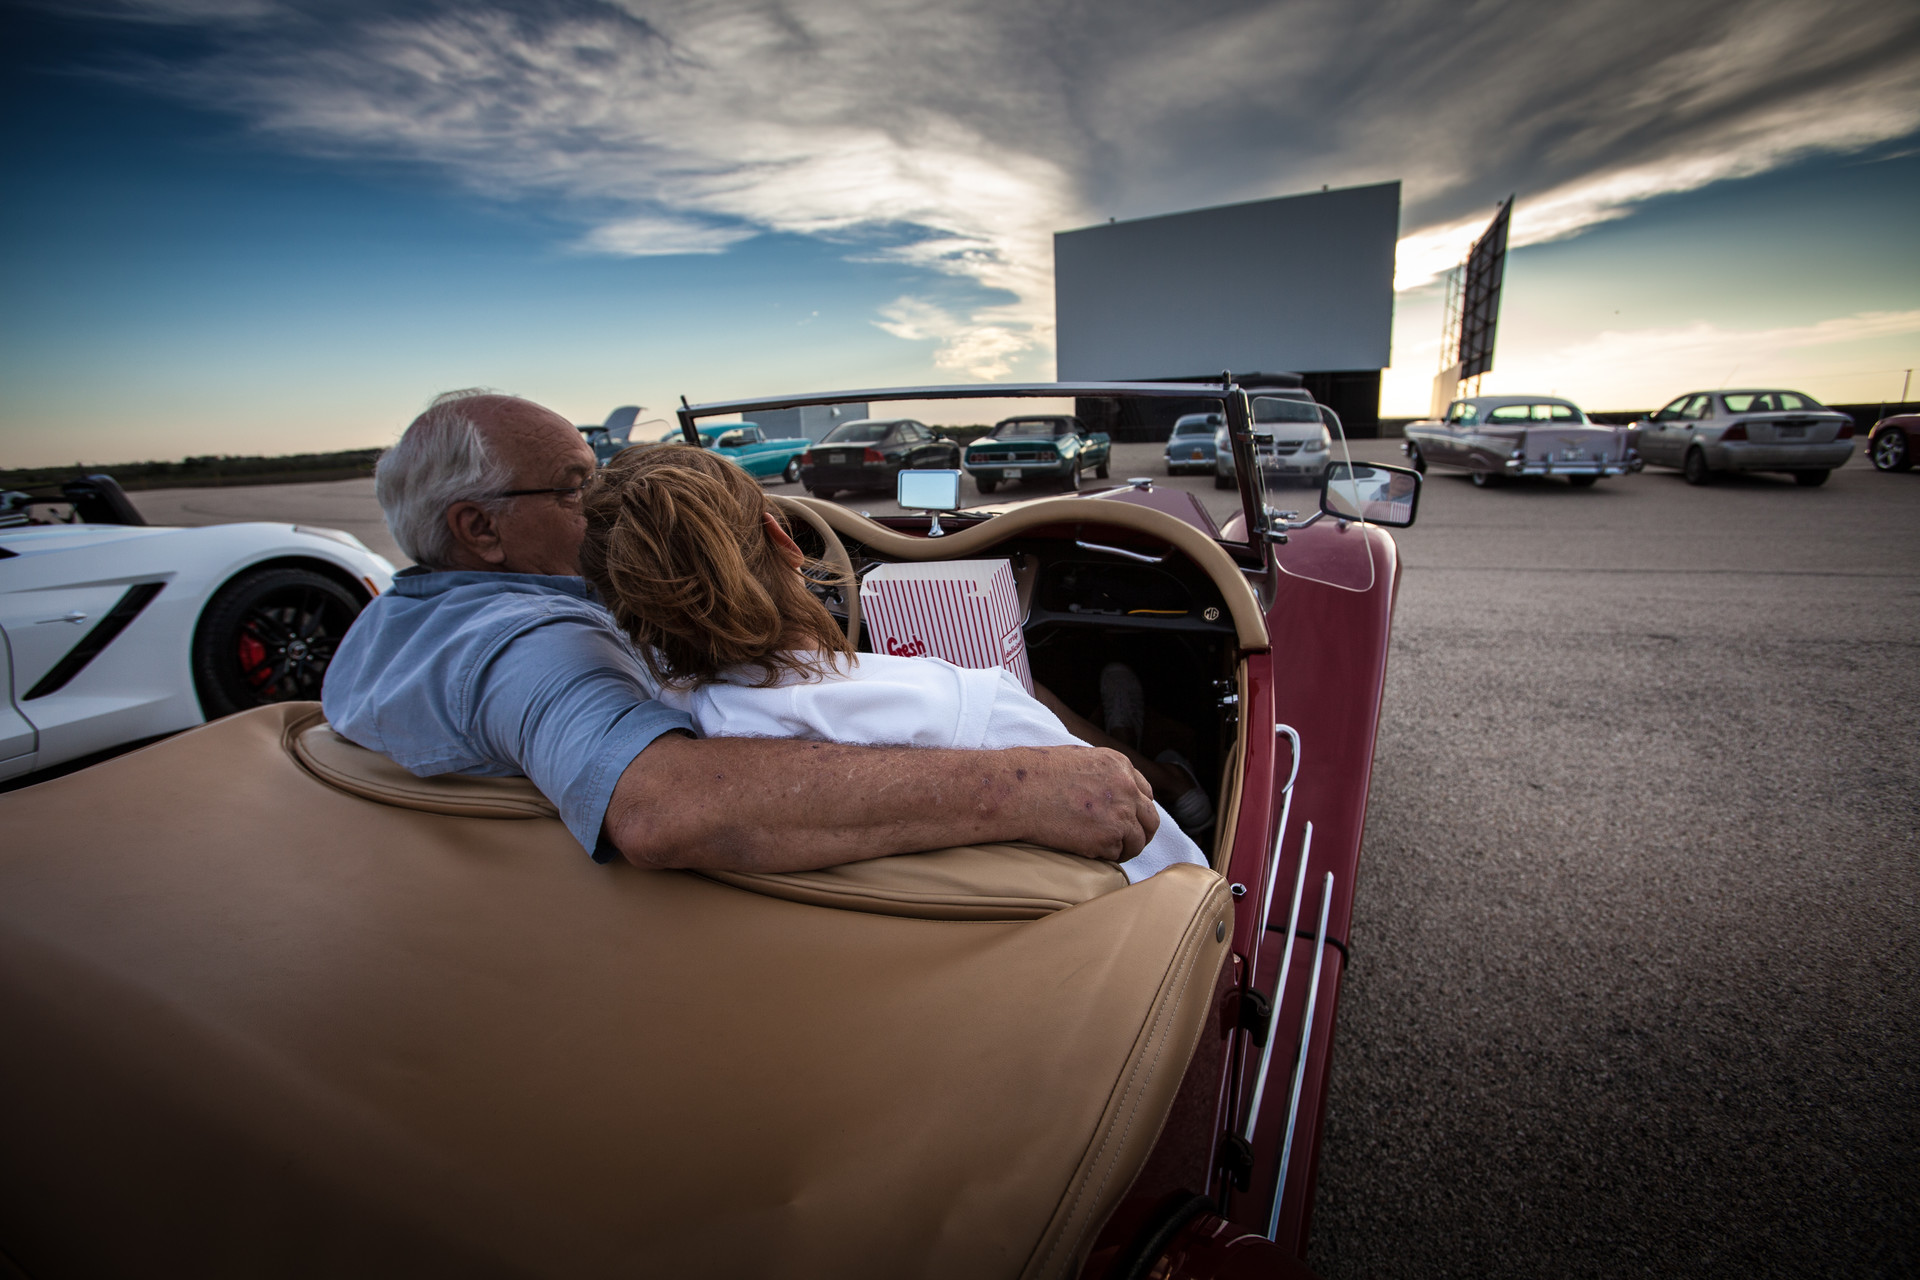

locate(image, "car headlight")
[[1302, 438, 1327, 453]]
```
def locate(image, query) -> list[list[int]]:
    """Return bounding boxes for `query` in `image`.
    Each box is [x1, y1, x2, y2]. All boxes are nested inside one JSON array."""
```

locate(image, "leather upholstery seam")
[[1029, 881, 1227, 1279]]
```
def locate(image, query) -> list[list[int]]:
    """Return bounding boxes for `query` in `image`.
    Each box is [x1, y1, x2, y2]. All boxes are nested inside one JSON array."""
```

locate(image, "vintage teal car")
[[962, 415, 1112, 493], [654, 422, 812, 484]]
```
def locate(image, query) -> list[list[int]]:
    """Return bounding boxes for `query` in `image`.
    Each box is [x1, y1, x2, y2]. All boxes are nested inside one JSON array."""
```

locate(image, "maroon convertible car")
[[0, 379, 1419, 1279]]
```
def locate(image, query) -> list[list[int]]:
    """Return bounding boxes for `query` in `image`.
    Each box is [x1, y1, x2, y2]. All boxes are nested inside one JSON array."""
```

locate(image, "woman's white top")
[[651, 652, 1209, 884]]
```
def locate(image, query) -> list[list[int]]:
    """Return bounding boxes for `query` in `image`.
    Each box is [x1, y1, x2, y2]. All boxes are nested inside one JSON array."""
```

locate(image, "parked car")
[[1214, 393, 1334, 490], [647, 422, 811, 483], [578, 405, 642, 464], [1403, 395, 1639, 487], [1868, 412, 1916, 473], [962, 415, 1112, 494], [0, 380, 1419, 1280], [799, 417, 961, 498], [1165, 412, 1223, 475], [706, 423, 811, 484], [1634, 389, 1854, 486], [0, 474, 393, 783]]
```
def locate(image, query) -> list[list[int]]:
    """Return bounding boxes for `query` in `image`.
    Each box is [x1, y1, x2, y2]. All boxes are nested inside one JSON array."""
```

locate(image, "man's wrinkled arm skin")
[[603, 734, 1159, 873]]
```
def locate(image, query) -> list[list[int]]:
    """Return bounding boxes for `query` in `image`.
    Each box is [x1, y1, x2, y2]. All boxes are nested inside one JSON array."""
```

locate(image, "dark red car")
[[0, 380, 1419, 1279], [1869, 412, 1917, 472]]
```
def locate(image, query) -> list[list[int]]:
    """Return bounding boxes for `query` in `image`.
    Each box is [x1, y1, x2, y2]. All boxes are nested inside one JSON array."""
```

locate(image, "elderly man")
[[322, 390, 1157, 874]]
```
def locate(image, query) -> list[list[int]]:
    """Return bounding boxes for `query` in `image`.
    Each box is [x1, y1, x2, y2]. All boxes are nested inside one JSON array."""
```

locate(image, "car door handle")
[[38, 611, 89, 625]]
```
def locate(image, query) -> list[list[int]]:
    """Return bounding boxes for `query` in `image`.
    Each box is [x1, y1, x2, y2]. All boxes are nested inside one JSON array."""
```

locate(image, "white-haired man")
[[322, 391, 1158, 874]]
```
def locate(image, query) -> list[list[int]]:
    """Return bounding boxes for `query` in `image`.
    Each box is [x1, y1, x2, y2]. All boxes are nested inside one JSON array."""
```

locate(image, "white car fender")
[[0, 522, 394, 780]]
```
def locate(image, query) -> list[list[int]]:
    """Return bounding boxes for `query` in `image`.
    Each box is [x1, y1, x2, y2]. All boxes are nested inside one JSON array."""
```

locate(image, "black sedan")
[[799, 418, 960, 498]]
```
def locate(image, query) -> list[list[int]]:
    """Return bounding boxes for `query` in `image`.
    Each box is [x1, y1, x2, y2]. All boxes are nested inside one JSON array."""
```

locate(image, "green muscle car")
[[962, 415, 1112, 493]]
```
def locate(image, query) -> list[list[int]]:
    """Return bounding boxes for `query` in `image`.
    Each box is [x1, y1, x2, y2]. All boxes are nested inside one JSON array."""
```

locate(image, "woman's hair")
[[579, 444, 855, 688]]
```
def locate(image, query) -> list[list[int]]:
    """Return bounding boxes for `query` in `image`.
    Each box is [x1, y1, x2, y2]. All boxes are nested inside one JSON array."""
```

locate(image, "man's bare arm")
[[603, 735, 1157, 873]]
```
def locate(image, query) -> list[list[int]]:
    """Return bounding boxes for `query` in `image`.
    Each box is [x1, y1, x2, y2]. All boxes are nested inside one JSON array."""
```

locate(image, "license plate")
[[832, 451, 851, 463], [1190, 449, 1204, 460], [1779, 427, 1805, 438]]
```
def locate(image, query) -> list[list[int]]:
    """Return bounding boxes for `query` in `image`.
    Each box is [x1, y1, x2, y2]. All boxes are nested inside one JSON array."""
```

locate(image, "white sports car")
[[1, 476, 394, 783]]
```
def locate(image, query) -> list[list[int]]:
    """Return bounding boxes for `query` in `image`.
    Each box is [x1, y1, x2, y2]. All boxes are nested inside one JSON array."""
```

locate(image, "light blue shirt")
[[321, 568, 693, 861]]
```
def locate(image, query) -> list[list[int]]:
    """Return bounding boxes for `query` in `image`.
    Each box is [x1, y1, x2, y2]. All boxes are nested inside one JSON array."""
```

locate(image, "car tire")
[[1096, 460, 1109, 479], [1683, 448, 1711, 486], [1470, 470, 1501, 488], [1213, 470, 1232, 489], [976, 478, 997, 494], [1406, 442, 1427, 474], [1064, 465, 1082, 492], [808, 486, 834, 499], [1872, 427, 1910, 472], [783, 457, 802, 484], [1793, 469, 1830, 487], [192, 566, 365, 720], [1567, 474, 1598, 488]]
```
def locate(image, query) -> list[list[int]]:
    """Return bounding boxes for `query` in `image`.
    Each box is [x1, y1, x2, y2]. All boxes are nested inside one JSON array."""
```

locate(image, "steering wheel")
[[770, 495, 861, 650]]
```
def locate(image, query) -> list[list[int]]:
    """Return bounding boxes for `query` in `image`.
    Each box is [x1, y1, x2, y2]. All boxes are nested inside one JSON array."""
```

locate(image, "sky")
[[2, 0, 1917, 468]]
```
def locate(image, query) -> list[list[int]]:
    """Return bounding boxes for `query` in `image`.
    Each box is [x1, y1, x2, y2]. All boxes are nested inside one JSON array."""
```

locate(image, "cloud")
[[69, 0, 1920, 371], [1485, 309, 1920, 408], [576, 212, 756, 256]]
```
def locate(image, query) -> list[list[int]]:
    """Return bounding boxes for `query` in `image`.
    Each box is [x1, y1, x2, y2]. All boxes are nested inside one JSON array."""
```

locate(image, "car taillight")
[[799, 450, 815, 464], [863, 447, 885, 464], [1837, 419, 1854, 439], [1722, 423, 1749, 441]]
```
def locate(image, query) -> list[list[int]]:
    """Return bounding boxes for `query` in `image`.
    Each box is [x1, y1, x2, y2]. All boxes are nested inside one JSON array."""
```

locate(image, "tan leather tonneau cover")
[[0, 705, 1230, 1279]]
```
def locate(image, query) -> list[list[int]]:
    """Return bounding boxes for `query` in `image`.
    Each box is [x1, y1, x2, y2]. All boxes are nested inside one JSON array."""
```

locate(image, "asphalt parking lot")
[[130, 441, 1918, 1277]]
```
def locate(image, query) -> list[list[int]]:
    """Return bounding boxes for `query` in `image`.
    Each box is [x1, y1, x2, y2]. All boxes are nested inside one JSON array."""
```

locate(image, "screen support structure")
[[1430, 196, 1512, 417]]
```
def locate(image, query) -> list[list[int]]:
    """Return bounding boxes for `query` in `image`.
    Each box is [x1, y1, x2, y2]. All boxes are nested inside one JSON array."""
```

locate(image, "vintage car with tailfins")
[[1868, 411, 1917, 473], [798, 416, 961, 497], [1403, 394, 1640, 487], [650, 420, 813, 484], [962, 414, 1113, 494], [1633, 389, 1855, 486], [0, 379, 1421, 1280], [0, 474, 393, 783]]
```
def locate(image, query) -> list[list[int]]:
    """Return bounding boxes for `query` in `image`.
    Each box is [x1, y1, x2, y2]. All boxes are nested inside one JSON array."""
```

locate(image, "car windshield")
[[993, 419, 1072, 439], [820, 421, 893, 443], [1722, 391, 1822, 412], [1252, 397, 1321, 423]]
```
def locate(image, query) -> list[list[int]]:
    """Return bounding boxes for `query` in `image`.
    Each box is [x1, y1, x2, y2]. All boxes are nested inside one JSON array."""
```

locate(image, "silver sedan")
[[1635, 389, 1855, 487]]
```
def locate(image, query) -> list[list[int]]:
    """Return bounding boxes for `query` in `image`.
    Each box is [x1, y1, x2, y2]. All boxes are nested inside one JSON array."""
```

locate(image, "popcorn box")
[[860, 559, 1031, 693]]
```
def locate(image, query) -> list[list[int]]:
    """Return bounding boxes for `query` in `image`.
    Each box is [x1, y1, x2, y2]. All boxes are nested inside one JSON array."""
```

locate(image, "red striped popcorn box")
[[860, 559, 1032, 693]]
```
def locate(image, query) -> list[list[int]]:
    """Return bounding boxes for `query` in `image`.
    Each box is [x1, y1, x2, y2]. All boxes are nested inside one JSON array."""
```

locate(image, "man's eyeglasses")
[[491, 480, 590, 506]]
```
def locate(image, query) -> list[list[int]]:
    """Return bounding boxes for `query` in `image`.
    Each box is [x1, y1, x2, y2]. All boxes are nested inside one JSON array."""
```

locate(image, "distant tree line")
[[0, 449, 384, 493]]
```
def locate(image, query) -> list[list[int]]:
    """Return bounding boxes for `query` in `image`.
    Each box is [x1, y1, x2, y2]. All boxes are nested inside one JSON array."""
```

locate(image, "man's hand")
[[604, 736, 1158, 874], [986, 745, 1158, 862]]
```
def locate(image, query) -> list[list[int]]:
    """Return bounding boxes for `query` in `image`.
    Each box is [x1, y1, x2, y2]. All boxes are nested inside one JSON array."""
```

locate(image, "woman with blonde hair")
[[579, 444, 1208, 882]]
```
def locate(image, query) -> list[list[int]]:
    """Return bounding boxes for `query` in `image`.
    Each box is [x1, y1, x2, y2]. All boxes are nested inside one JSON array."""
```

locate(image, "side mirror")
[[1321, 461, 1421, 528]]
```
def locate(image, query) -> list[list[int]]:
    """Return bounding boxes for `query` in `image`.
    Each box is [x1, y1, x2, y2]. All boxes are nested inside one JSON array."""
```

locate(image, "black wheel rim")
[[232, 585, 355, 703]]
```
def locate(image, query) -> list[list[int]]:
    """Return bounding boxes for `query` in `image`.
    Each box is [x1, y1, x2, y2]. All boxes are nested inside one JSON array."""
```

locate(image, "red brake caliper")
[[237, 629, 271, 686]]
